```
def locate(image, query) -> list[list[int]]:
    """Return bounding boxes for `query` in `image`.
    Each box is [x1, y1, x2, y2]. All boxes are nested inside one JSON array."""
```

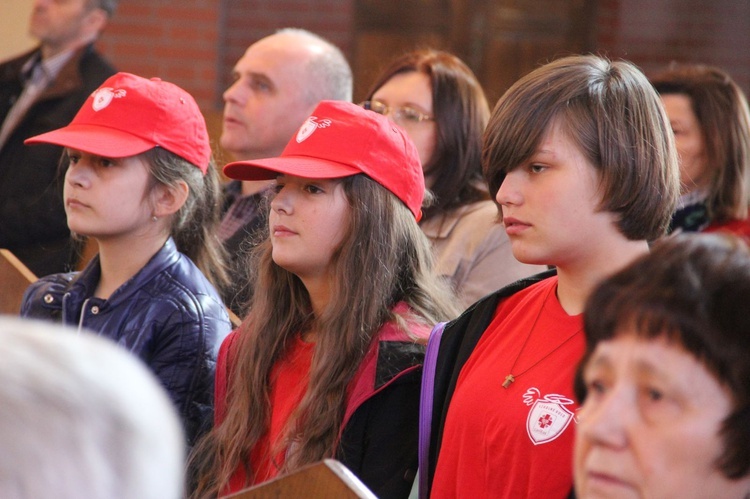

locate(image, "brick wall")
[[97, 0, 223, 108], [98, 0, 354, 111], [220, 0, 353, 106], [97, 0, 749, 110]]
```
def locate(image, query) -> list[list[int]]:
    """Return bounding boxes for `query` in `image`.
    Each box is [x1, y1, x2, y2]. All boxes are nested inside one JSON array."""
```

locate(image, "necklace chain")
[[502, 283, 582, 388]]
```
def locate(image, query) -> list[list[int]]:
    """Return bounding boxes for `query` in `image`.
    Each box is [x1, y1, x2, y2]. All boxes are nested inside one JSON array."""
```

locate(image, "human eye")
[[529, 163, 548, 174], [637, 381, 683, 423], [366, 100, 388, 115], [399, 106, 424, 123], [271, 180, 285, 194], [67, 152, 81, 165], [582, 373, 609, 402], [588, 379, 607, 396], [581, 361, 611, 402], [98, 157, 117, 168], [304, 183, 324, 194], [250, 77, 272, 93], [642, 385, 665, 403]]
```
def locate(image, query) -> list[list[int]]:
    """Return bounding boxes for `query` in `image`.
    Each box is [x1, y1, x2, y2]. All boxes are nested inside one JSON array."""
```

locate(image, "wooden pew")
[[0, 249, 37, 315], [225, 459, 377, 499]]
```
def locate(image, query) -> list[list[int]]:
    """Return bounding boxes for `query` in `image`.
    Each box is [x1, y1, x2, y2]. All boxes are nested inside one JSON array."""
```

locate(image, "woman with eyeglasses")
[[362, 50, 545, 307]]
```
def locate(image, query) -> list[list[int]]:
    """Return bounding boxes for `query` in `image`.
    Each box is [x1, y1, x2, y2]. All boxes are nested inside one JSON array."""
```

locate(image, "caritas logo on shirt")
[[523, 388, 575, 445]]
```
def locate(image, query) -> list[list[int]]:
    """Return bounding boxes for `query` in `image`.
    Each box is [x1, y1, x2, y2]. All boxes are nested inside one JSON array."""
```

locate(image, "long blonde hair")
[[189, 175, 457, 497]]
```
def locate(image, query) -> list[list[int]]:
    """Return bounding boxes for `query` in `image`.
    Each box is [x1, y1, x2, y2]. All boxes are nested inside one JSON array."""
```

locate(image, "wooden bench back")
[[0, 249, 37, 315], [225, 459, 377, 499]]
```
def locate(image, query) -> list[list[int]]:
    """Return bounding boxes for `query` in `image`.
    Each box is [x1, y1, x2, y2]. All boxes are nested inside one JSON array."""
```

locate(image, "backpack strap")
[[418, 321, 447, 499]]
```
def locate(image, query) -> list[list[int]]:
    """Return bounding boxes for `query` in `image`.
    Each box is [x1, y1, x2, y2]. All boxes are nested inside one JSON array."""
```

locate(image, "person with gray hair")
[[0, 0, 118, 278], [0, 316, 184, 499], [218, 28, 353, 316]]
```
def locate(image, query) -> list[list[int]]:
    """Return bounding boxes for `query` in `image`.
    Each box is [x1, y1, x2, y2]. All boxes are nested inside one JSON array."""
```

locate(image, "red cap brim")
[[223, 155, 363, 181], [25, 123, 156, 159]]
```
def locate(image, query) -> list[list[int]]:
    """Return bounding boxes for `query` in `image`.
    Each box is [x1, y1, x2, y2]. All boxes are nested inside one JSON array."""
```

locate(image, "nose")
[[495, 170, 523, 207], [578, 387, 630, 449], [223, 79, 243, 105], [270, 186, 294, 216], [65, 159, 91, 189]]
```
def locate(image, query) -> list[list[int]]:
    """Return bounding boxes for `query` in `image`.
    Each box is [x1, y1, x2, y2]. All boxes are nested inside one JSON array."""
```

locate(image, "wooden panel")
[[0, 249, 37, 315], [353, 0, 597, 104], [354, 31, 448, 100], [225, 459, 377, 499]]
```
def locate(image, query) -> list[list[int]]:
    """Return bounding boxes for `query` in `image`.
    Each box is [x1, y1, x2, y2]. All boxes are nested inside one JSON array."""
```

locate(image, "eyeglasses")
[[359, 100, 434, 125]]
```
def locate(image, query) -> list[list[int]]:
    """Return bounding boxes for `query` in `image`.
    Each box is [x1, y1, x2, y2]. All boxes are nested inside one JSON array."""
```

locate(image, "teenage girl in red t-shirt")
[[424, 55, 681, 498]]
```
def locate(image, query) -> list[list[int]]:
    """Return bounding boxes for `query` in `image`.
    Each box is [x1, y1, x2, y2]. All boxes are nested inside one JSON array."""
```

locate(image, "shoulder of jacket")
[[21, 272, 77, 313]]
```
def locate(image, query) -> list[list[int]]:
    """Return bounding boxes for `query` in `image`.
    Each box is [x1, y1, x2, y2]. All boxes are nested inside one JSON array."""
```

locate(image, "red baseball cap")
[[223, 100, 425, 220], [25, 72, 211, 173]]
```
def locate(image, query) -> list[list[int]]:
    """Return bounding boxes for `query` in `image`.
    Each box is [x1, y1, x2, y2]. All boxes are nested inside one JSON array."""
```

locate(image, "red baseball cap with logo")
[[223, 100, 425, 220], [25, 72, 211, 173]]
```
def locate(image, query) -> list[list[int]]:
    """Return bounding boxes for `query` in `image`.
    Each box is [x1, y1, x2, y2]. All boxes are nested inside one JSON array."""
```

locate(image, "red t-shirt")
[[213, 302, 426, 495], [705, 217, 750, 243], [432, 277, 584, 499], [219, 335, 314, 493]]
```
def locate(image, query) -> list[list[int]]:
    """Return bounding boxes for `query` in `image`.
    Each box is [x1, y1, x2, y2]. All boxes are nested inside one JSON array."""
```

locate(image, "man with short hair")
[[219, 28, 352, 316], [0, 0, 117, 277]]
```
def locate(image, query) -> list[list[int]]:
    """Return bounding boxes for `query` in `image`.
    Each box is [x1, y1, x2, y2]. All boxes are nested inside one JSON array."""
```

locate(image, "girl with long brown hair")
[[190, 100, 456, 498]]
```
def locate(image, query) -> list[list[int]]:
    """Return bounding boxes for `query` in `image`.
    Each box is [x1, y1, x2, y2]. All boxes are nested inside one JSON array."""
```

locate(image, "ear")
[[152, 181, 189, 219], [84, 8, 108, 36]]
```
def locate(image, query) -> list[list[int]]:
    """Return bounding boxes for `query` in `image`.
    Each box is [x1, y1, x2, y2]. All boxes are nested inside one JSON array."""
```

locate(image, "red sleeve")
[[214, 330, 239, 426]]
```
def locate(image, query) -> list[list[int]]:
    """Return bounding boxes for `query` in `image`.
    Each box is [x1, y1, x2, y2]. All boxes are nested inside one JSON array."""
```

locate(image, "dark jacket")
[[20, 238, 232, 446], [215, 305, 430, 498], [0, 44, 115, 277], [336, 317, 428, 498], [219, 180, 267, 317], [424, 269, 557, 497]]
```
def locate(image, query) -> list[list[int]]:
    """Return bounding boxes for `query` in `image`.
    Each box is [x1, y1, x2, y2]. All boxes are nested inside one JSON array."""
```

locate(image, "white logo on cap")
[[296, 116, 332, 143], [91, 87, 127, 111]]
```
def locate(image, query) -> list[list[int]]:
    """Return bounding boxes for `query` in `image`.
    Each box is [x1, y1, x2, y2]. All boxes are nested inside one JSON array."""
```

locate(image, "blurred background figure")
[[218, 28, 353, 317], [575, 233, 750, 499], [362, 49, 545, 307], [0, 316, 184, 499], [0, 0, 117, 277], [651, 63, 750, 241]]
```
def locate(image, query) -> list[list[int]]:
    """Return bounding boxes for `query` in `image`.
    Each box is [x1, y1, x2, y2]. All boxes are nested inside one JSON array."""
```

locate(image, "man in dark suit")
[[0, 0, 117, 277]]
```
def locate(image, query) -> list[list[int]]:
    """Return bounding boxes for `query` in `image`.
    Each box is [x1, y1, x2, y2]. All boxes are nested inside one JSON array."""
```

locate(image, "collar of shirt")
[[23, 47, 77, 86]]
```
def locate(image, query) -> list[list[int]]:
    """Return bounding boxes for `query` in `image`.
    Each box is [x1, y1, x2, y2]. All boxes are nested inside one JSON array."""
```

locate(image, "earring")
[[152, 216, 158, 222]]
